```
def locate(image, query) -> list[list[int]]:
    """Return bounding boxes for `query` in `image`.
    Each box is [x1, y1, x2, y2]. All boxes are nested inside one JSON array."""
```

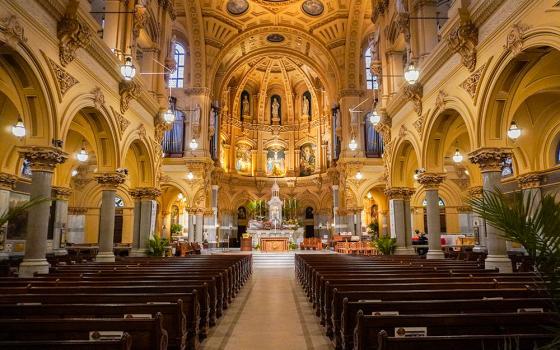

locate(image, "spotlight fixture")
[[404, 63, 420, 85], [348, 137, 358, 151], [507, 121, 521, 140], [186, 171, 194, 180], [355, 171, 363, 180], [120, 56, 136, 81], [452, 149, 463, 163], [11, 116, 26, 138], [76, 140, 89, 162], [369, 110, 381, 125], [189, 138, 199, 151]]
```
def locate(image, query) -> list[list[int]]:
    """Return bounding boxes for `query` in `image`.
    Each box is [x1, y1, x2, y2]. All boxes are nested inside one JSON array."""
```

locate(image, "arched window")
[[364, 47, 378, 90], [114, 196, 125, 207], [169, 43, 186, 88], [364, 113, 384, 158], [501, 156, 514, 178], [556, 140, 560, 164]]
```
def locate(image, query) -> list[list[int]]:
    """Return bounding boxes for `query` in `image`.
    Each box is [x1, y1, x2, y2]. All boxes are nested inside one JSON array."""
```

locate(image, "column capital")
[[95, 171, 126, 188], [468, 186, 483, 198], [52, 186, 72, 200], [0, 172, 17, 190], [517, 172, 543, 190], [457, 205, 472, 213], [417, 173, 446, 189], [18, 146, 68, 173], [129, 187, 162, 200], [468, 147, 512, 173], [384, 187, 416, 200]]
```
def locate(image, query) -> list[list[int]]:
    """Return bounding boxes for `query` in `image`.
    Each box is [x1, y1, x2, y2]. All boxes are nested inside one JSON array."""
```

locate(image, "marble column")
[[355, 208, 363, 236], [469, 148, 512, 272], [207, 185, 219, 246], [195, 210, 204, 243], [129, 187, 161, 256], [18, 146, 68, 277], [94, 172, 126, 262], [385, 187, 416, 255], [346, 210, 355, 235], [417, 173, 446, 259], [518, 172, 543, 216], [51, 186, 72, 256], [0, 173, 17, 260], [332, 185, 340, 234], [468, 186, 486, 251], [188, 210, 195, 242]]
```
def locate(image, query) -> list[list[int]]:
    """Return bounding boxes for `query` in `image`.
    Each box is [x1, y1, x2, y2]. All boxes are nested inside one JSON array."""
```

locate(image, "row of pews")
[[0, 254, 252, 350], [296, 254, 558, 350]]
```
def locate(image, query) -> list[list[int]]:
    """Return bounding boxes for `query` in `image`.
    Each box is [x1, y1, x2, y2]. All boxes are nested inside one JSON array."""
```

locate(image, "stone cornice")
[[417, 172, 446, 189], [468, 147, 512, 173], [18, 146, 68, 173]]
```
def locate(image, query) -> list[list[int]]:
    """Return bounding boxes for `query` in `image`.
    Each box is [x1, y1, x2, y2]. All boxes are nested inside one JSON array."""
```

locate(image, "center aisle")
[[201, 261, 332, 350]]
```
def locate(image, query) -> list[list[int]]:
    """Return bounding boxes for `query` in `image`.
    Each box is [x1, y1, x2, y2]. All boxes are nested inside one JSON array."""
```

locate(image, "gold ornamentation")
[[0, 172, 17, 190], [468, 186, 483, 198], [95, 172, 127, 188], [44, 55, 79, 99], [435, 90, 448, 110], [457, 205, 472, 213], [132, 5, 148, 39], [119, 80, 142, 113], [0, 15, 27, 44], [399, 124, 408, 138], [413, 115, 424, 137], [517, 172, 543, 190], [504, 23, 530, 55], [468, 147, 512, 173], [417, 173, 446, 189], [403, 82, 423, 116], [57, 0, 92, 66], [92, 87, 105, 108], [446, 8, 478, 72], [460, 63, 487, 100], [372, 0, 389, 22], [110, 106, 130, 135], [158, 0, 177, 20], [52, 186, 72, 200], [18, 146, 68, 173], [384, 187, 415, 200], [130, 187, 162, 200]]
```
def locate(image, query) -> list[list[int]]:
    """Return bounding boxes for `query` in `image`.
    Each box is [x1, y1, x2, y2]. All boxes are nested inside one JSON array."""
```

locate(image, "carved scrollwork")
[[446, 8, 478, 72], [119, 80, 142, 113], [504, 23, 530, 55], [18, 146, 68, 173], [468, 147, 512, 173], [403, 82, 423, 116], [0, 15, 27, 44], [0, 172, 17, 190], [95, 172, 127, 188], [417, 173, 446, 189], [57, 0, 92, 66]]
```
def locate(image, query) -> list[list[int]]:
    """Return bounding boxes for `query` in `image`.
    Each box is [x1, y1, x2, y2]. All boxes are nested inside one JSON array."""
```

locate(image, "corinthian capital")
[[468, 147, 512, 173], [517, 172, 543, 190], [384, 187, 416, 200], [95, 172, 127, 188], [0, 172, 17, 190], [417, 173, 446, 189], [130, 187, 162, 200], [18, 146, 68, 173]]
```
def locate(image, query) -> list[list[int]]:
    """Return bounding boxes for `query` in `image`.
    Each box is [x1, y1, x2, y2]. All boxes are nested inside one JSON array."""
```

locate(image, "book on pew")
[[394, 327, 427, 338], [372, 311, 399, 316], [89, 331, 124, 340], [358, 299, 382, 303], [517, 308, 544, 313], [124, 314, 153, 319]]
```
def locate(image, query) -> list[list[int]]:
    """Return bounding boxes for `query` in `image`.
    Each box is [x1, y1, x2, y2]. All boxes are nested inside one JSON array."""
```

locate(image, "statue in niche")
[[192, 104, 201, 125], [235, 144, 252, 174], [271, 97, 280, 119], [299, 143, 316, 176], [302, 95, 310, 116], [242, 95, 250, 116]]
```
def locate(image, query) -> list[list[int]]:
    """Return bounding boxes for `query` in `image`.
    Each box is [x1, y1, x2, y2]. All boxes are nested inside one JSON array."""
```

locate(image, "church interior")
[[0, 0, 559, 349]]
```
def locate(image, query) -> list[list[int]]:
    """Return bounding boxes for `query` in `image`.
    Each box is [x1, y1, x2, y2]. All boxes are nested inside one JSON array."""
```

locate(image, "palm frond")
[[0, 197, 51, 228]]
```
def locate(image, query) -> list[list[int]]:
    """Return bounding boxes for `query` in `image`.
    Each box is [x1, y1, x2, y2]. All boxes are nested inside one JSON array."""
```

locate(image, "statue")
[[271, 97, 280, 119], [242, 95, 250, 116], [302, 95, 310, 116]]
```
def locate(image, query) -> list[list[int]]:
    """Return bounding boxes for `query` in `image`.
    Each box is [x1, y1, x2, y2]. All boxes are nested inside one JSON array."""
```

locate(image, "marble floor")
[[200, 266, 332, 350]]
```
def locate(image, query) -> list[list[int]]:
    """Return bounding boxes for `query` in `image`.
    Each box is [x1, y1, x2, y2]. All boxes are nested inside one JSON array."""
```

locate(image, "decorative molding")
[[503, 22, 530, 55], [435, 90, 448, 110], [417, 172, 446, 189], [413, 115, 424, 138], [403, 83, 423, 116], [0, 15, 27, 44], [51, 186, 72, 200], [119, 80, 142, 113], [459, 62, 487, 101], [371, 0, 389, 22], [468, 147, 512, 173], [468, 186, 483, 198], [95, 172, 127, 188], [158, 0, 177, 20], [91, 87, 105, 108], [110, 106, 130, 135], [0, 172, 17, 190], [517, 172, 543, 190], [43, 53, 79, 100], [384, 187, 415, 200], [18, 146, 68, 173], [446, 8, 478, 72], [57, 0, 92, 66], [130, 187, 162, 200]]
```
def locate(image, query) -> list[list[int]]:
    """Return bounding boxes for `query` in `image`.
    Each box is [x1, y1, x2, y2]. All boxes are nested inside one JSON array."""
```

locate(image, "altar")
[[260, 237, 289, 252]]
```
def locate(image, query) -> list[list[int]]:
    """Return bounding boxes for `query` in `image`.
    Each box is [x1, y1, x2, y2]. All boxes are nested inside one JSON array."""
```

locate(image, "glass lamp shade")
[[507, 121, 521, 140], [163, 109, 175, 123], [76, 148, 89, 162], [120, 57, 136, 81], [404, 63, 420, 85], [186, 171, 194, 180], [452, 149, 463, 163], [367, 192, 372, 199], [11, 118, 26, 138], [71, 169, 78, 177], [189, 138, 198, 150], [369, 111, 381, 125], [355, 171, 363, 180], [348, 138, 358, 151]]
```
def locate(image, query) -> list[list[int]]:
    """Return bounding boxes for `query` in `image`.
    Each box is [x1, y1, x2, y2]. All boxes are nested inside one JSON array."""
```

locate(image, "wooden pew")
[[0, 335, 133, 350], [0, 314, 168, 350]]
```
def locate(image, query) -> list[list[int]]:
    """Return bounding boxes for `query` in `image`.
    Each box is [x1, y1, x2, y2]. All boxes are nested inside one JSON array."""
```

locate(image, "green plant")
[[374, 236, 396, 255], [368, 221, 379, 240], [147, 234, 169, 257], [254, 243, 260, 250], [467, 189, 560, 349], [170, 223, 183, 235], [0, 197, 50, 227], [289, 241, 298, 250]]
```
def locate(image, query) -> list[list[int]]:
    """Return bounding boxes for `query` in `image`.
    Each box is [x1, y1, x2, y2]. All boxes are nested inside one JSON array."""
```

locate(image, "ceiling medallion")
[[302, 0, 324, 16], [227, 0, 249, 15], [267, 34, 285, 43]]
